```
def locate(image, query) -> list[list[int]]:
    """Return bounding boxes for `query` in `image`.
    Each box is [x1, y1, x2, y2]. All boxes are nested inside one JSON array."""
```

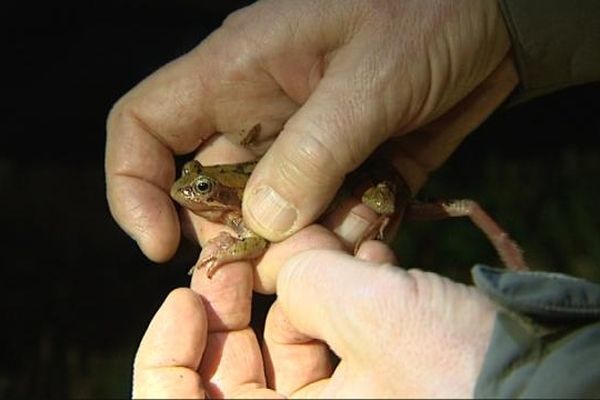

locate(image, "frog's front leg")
[[193, 231, 268, 278]]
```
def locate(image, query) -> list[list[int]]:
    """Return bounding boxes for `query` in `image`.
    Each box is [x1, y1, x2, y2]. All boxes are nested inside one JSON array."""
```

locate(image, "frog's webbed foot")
[[189, 232, 268, 279], [188, 232, 232, 277], [187, 257, 230, 279], [191, 255, 218, 279]]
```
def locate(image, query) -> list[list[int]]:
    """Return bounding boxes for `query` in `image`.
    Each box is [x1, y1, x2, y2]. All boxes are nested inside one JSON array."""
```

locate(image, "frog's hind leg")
[[405, 200, 528, 271]]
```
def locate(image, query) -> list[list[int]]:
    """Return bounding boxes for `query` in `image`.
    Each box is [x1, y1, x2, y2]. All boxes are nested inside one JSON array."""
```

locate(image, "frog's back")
[[201, 160, 257, 190]]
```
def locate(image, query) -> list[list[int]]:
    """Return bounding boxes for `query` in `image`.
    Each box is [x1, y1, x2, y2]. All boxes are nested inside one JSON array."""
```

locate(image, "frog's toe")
[[205, 261, 221, 279], [193, 255, 217, 277]]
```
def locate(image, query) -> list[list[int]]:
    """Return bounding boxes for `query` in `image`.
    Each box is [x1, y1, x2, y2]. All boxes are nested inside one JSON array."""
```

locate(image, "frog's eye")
[[193, 177, 214, 194]]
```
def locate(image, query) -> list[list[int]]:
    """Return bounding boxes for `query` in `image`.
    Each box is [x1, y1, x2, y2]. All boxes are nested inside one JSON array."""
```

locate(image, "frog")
[[170, 159, 267, 278], [171, 158, 529, 278], [170, 158, 409, 278]]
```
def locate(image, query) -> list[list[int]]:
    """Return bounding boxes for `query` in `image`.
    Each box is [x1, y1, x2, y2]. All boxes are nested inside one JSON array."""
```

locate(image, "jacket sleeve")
[[471, 265, 600, 398], [499, 0, 600, 104]]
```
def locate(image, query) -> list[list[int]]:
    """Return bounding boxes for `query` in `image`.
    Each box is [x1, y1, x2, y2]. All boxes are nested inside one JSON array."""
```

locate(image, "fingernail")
[[333, 211, 370, 248], [246, 185, 297, 236]]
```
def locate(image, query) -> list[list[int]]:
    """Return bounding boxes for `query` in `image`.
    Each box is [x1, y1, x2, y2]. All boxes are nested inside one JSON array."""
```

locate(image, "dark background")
[[2, 1, 599, 397]]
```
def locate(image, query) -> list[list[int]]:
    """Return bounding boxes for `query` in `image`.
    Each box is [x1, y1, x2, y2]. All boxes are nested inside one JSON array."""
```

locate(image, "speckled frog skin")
[[170, 158, 409, 278]]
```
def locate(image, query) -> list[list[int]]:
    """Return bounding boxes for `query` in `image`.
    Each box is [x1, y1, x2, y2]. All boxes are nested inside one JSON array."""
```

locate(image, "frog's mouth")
[[169, 184, 182, 200], [171, 187, 228, 211]]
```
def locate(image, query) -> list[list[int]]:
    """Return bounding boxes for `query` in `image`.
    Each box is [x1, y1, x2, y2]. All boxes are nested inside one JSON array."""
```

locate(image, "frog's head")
[[361, 181, 396, 215], [170, 160, 240, 214]]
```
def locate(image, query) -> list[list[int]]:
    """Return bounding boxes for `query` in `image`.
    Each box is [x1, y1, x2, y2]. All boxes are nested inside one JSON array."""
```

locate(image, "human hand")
[[133, 240, 498, 398], [264, 246, 498, 398], [106, 0, 518, 262], [132, 221, 344, 398]]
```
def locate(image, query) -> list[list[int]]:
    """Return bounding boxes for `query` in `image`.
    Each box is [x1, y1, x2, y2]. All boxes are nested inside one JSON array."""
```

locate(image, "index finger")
[[133, 288, 207, 398], [105, 15, 300, 261], [105, 46, 218, 262]]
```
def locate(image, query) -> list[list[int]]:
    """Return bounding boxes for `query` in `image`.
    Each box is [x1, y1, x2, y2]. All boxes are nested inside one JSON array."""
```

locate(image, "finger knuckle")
[[282, 125, 346, 189]]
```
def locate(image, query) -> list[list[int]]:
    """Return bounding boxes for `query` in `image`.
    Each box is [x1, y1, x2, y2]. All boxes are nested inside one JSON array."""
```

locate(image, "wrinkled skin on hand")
[[133, 239, 498, 398], [108, 2, 515, 397], [105, 0, 518, 267]]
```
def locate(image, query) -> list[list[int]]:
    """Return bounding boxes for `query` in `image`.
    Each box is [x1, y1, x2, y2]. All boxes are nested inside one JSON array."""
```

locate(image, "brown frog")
[[170, 158, 409, 278], [171, 159, 528, 278]]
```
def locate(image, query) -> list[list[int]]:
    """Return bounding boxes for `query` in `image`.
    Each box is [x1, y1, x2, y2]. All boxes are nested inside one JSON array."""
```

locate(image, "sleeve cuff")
[[472, 265, 600, 398], [499, 0, 600, 105]]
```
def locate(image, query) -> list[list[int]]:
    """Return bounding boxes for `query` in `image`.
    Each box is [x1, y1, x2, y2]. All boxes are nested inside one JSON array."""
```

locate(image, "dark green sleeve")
[[499, 0, 600, 104], [472, 265, 600, 398]]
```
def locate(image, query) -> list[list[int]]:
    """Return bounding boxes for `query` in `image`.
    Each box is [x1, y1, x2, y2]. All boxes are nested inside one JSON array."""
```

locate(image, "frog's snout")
[[170, 184, 184, 204]]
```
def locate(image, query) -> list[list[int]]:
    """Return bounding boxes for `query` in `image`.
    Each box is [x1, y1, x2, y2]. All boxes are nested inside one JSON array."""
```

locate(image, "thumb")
[[242, 49, 396, 241], [276, 249, 405, 359], [277, 249, 498, 397]]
